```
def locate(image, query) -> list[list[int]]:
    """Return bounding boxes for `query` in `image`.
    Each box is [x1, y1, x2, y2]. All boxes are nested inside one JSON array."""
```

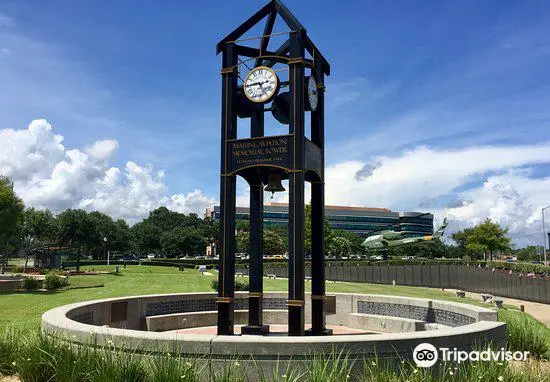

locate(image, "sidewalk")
[[447, 289, 550, 327]]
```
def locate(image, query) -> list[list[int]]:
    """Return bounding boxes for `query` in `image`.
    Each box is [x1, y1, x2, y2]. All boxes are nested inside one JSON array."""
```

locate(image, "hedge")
[[486, 261, 550, 275], [210, 279, 249, 291], [247, 259, 486, 268], [62, 258, 550, 277]]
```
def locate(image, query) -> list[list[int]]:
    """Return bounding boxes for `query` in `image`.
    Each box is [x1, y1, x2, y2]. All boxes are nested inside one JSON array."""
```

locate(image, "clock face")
[[243, 66, 279, 103], [307, 75, 318, 111]]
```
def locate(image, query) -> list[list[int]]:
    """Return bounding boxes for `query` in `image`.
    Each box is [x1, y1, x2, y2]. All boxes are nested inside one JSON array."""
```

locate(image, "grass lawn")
[[6, 258, 29, 267], [0, 264, 491, 330]]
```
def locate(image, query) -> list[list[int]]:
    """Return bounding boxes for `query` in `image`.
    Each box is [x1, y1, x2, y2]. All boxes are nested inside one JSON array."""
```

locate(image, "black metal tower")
[[216, 0, 331, 336]]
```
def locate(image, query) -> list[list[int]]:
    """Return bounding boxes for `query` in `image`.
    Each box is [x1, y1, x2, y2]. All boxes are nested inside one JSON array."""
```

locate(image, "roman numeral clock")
[[215, 0, 331, 337]]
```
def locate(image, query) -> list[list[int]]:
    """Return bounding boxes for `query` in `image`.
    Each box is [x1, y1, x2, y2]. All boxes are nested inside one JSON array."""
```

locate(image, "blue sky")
[[1, 1, 550, 245]]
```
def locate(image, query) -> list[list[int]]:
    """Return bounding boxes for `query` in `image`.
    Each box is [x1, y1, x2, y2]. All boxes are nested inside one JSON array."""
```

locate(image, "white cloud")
[[0, 119, 65, 182], [86, 139, 119, 161], [443, 170, 550, 247], [3, 120, 549, 245], [323, 144, 550, 246], [167, 190, 217, 215], [0, 120, 217, 223]]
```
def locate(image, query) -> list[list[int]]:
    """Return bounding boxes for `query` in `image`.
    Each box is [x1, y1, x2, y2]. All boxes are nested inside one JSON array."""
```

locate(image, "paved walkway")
[[174, 324, 372, 336], [446, 289, 550, 327]]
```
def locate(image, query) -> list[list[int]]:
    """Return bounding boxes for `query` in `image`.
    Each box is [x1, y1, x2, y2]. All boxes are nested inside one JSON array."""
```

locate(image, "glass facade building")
[[206, 203, 433, 237]]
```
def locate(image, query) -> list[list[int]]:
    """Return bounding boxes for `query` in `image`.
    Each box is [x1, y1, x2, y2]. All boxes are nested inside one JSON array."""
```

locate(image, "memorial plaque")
[[229, 135, 291, 173], [110, 301, 128, 324]]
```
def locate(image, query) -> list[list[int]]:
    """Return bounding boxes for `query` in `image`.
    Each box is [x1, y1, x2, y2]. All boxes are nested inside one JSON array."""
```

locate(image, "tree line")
[[0, 176, 364, 268], [0, 176, 218, 267], [1, 175, 524, 268]]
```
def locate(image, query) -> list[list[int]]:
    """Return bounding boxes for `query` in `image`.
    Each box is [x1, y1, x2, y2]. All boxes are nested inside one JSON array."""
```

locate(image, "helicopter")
[[361, 218, 448, 251]]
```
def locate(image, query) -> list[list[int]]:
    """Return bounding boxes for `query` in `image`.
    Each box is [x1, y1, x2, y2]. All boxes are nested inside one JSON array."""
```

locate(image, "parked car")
[[122, 254, 138, 261]]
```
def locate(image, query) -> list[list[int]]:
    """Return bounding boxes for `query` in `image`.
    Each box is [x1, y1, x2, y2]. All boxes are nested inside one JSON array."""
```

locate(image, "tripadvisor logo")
[[413, 343, 438, 367], [413, 343, 529, 368]]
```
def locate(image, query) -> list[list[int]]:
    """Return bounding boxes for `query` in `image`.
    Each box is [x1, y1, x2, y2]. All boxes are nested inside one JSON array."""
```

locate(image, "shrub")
[[487, 261, 550, 276], [44, 272, 69, 290], [210, 279, 249, 291], [235, 279, 249, 291], [3, 324, 550, 382], [23, 277, 41, 290], [499, 310, 550, 359]]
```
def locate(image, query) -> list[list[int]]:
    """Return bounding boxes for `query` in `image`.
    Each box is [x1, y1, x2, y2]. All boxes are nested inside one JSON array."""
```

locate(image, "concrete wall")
[[238, 264, 550, 304], [0, 276, 23, 291], [42, 292, 506, 381]]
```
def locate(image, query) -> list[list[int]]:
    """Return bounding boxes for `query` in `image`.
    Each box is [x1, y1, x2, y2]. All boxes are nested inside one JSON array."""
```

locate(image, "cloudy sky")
[[1, 1, 550, 247]]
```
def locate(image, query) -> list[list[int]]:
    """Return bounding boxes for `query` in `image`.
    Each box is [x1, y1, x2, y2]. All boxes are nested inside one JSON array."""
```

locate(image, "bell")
[[271, 92, 290, 124], [264, 173, 285, 198]]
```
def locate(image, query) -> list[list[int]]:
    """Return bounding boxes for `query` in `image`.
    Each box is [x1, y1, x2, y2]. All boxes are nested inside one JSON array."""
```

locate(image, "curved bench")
[[42, 292, 506, 380]]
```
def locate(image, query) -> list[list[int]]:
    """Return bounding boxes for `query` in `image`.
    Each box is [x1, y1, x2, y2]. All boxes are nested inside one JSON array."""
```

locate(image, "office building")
[[206, 203, 433, 237]]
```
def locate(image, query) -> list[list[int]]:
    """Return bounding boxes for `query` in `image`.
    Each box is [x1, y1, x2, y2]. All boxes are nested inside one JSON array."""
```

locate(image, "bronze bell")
[[264, 173, 285, 198]]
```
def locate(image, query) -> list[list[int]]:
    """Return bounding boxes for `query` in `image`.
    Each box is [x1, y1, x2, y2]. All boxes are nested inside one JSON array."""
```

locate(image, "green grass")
[[0, 266, 217, 329], [67, 278, 105, 289], [1, 325, 550, 382], [1, 266, 549, 380], [0, 265, 489, 330], [7, 258, 28, 267], [499, 309, 550, 358]]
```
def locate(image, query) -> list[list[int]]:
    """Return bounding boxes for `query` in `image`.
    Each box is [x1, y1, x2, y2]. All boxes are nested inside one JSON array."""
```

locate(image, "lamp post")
[[542, 206, 550, 266], [103, 237, 110, 266]]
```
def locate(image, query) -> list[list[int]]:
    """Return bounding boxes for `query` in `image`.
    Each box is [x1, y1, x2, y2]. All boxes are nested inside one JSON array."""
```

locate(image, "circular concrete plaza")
[[42, 292, 506, 379]]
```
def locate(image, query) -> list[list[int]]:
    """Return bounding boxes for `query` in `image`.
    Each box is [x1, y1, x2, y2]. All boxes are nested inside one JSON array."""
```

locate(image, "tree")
[[160, 227, 207, 256], [515, 245, 539, 262], [57, 209, 94, 271], [236, 230, 249, 254], [0, 177, 24, 270], [451, 228, 473, 250], [263, 228, 286, 257], [330, 229, 362, 249], [201, 216, 219, 257], [110, 219, 133, 253], [304, 203, 332, 255], [132, 221, 162, 255], [145, 207, 187, 232], [87, 211, 116, 259], [269, 224, 288, 251], [20, 208, 58, 269], [464, 219, 511, 261], [387, 240, 446, 259], [326, 236, 353, 257]]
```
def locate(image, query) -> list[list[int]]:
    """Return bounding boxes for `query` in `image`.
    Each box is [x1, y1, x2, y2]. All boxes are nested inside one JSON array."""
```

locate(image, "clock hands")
[[258, 83, 270, 97], [245, 80, 271, 88], [243, 67, 279, 102]]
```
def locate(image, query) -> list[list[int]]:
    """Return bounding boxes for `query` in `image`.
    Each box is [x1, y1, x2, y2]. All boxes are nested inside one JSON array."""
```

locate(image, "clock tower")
[[216, 0, 331, 336]]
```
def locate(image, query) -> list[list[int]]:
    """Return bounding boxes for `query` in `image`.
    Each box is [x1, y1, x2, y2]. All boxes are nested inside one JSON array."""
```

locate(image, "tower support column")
[[287, 30, 306, 336], [217, 43, 238, 336]]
